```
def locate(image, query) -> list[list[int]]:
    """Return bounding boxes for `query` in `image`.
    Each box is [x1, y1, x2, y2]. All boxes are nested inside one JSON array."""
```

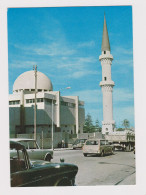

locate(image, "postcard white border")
[[0, 0, 146, 194]]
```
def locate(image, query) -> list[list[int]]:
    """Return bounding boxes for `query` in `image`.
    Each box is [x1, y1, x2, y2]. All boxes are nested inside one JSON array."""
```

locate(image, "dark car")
[[10, 141, 78, 187]]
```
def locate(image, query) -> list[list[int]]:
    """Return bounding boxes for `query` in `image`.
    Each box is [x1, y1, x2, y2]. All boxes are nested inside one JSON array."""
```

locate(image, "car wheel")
[[45, 154, 51, 162], [101, 151, 104, 157], [83, 153, 87, 157]]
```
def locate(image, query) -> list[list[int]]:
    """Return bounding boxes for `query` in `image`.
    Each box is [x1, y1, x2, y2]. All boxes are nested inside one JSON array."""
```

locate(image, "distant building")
[[9, 70, 85, 138]]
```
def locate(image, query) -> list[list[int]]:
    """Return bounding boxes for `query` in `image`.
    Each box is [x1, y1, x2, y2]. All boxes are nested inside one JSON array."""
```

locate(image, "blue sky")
[[8, 6, 134, 128]]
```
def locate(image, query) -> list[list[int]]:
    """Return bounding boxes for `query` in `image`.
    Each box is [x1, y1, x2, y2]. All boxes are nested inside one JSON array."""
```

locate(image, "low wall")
[[16, 132, 69, 149], [15, 132, 103, 149]]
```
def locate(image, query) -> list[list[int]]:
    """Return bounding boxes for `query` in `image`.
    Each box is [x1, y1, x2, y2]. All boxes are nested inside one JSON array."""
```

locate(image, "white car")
[[72, 139, 87, 149], [82, 139, 114, 157], [10, 138, 53, 161]]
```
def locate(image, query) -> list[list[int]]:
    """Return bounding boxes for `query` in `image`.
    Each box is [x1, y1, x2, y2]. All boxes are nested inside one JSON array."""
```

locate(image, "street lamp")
[[51, 87, 71, 150]]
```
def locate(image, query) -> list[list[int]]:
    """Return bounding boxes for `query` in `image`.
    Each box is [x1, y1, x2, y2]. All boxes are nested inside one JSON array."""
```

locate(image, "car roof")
[[86, 139, 106, 141], [10, 140, 25, 150], [10, 138, 35, 142]]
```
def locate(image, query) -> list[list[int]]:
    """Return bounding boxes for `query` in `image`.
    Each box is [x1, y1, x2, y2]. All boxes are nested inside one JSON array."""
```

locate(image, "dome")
[[13, 71, 53, 92]]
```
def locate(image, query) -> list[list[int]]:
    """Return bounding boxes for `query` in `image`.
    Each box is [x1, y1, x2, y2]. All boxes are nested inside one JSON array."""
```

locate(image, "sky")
[[7, 6, 134, 128]]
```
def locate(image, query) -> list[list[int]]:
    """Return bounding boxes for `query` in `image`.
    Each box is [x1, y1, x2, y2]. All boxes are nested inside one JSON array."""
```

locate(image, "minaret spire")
[[102, 14, 110, 52]]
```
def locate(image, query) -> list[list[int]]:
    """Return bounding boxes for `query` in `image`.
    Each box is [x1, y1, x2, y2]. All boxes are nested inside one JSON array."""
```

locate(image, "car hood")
[[30, 159, 78, 172]]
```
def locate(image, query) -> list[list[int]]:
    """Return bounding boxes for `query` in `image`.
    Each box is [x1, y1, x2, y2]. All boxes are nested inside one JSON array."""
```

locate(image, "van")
[[82, 139, 114, 157]]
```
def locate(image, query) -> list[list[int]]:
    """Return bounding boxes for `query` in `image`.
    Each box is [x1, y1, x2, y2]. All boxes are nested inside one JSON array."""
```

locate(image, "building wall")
[[9, 106, 20, 137], [9, 91, 85, 138]]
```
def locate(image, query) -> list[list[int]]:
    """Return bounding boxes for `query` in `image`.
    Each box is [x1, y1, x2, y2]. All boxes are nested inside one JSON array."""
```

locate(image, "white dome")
[[13, 71, 53, 92]]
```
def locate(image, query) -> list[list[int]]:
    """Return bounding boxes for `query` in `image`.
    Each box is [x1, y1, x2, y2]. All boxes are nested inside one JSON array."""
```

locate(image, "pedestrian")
[[62, 140, 65, 148]]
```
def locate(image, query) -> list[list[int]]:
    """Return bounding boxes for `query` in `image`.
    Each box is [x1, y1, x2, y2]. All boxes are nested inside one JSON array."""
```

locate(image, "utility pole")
[[33, 65, 37, 141], [51, 99, 54, 150]]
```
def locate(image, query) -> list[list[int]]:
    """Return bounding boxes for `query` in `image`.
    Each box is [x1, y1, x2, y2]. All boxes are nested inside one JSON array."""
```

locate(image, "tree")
[[83, 113, 94, 133], [122, 119, 130, 130], [116, 128, 124, 131], [94, 119, 102, 132]]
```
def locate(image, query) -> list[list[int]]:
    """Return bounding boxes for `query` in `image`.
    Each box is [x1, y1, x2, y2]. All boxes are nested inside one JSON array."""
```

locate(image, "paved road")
[[52, 149, 136, 186]]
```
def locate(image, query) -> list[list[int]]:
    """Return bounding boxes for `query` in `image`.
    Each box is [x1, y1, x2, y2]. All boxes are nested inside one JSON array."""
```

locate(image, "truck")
[[105, 130, 135, 152]]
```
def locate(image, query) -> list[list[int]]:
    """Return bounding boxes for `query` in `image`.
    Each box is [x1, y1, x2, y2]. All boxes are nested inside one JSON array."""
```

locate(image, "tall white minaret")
[[99, 15, 115, 135]]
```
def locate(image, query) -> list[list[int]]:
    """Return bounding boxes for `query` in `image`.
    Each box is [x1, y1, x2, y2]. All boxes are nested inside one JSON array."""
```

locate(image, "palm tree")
[[122, 119, 130, 130]]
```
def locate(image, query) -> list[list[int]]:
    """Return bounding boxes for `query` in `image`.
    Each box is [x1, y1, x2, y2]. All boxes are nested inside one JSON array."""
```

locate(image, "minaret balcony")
[[99, 53, 113, 61], [100, 80, 115, 87]]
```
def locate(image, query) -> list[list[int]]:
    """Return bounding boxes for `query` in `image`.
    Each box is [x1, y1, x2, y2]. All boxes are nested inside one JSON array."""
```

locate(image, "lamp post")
[[33, 65, 37, 141], [51, 87, 71, 150]]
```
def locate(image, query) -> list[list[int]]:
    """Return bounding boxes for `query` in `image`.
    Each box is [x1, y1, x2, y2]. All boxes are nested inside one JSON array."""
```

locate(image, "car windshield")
[[74, 139, 79, 145], [74, 139, 86, 144], [19, 141, 39, 149], [85, 140, 98, 145]]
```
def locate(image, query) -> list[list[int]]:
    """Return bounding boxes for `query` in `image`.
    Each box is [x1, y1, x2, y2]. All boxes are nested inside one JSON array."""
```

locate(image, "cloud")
[[70, 70, 97, 79], [14, 43, 76, 57], [113, 106, 135, 127], [114, 59, 133, 66], [10, 60, 37, 68], [113, 88, 134, 102], [69, 89, 102, 104], [112, 46, 133, 67], [77, 41, 95, 48], [57, 56, 97, 71], [113, 47, 133, 55]]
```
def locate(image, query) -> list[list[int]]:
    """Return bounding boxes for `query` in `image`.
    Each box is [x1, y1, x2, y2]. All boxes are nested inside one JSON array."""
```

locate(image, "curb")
[[54, 148, 73, 151]]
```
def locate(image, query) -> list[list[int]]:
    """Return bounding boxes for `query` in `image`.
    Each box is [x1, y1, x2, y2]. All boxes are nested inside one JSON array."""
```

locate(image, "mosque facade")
[[9, 70, 85, 139]]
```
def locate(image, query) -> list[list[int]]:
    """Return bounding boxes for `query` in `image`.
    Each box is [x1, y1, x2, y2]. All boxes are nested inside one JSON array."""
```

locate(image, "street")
[[52, 149, 136, 186]]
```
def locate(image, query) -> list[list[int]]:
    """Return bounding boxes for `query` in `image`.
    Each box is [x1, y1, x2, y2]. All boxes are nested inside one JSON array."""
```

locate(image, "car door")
[[19, 140, 43, 160], [105, 140, 110, 153], [27, 140, 44, 160], [100, 140, 106, 153]]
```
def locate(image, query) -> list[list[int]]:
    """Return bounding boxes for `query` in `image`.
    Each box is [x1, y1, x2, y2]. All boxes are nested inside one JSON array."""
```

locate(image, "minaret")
[[99, 14, 115, 135]]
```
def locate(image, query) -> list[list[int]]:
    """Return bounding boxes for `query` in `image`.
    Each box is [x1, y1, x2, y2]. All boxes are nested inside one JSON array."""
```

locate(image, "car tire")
[[45, 154, 52, 162], [101, 151, 104, 157], [83, 153, 87, 157]]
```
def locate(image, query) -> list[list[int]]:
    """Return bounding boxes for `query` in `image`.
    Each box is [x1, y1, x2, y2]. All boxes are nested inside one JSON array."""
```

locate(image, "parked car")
[[10, 141, 78, 187], [82, 139, 114, 157], [10, 138, 53, 162], [72, 138, 87, 149]]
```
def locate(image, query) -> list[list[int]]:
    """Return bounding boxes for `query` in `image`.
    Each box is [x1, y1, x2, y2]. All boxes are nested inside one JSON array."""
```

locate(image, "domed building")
[[9, 70, 85, 148], [13, 71, 53, 93]]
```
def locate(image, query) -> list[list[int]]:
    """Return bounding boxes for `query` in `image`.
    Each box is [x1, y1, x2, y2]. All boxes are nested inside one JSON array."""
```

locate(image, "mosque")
[[9, 14, 116, 146], [9, 70, 85, 142]]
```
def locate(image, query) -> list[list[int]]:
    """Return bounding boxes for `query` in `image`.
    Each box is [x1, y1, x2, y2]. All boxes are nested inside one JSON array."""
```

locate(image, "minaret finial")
[[102, 13, 110, 51]]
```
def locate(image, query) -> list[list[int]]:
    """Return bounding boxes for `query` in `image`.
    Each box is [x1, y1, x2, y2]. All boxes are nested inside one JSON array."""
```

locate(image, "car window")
[[106, 140, 109, 145], [20, 141, 39, 149], [19, 141, 29, 149], [80, 139, 86, 143], [86, 140, 98, 145], [100, 140, 106, 145], [74, 140, 79, 144], [28, 141, 38, 149], [10, 148, 27, 173]]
